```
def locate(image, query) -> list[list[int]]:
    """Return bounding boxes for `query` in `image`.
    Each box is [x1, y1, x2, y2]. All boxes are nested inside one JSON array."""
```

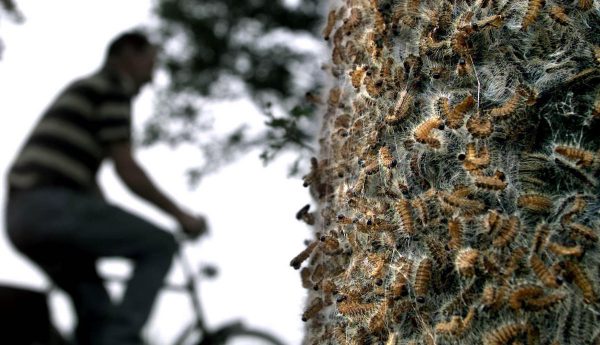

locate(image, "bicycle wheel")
[[217, 328, 286, 345], [195, 323, 286, 345]]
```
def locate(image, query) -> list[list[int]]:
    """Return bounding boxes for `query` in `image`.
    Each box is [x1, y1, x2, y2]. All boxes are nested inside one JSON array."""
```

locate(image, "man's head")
[[105, 30, 157, 90]]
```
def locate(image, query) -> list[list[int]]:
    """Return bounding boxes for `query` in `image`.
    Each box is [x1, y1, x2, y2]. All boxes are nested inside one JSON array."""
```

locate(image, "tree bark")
[[294, 0, 600, 343]]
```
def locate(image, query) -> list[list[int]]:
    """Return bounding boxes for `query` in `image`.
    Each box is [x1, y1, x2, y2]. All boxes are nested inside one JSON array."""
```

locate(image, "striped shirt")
[[8, 68, 136, 195]]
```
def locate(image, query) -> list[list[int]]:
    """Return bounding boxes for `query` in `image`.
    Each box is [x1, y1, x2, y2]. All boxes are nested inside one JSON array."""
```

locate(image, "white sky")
[[0, 1, 314, 344]]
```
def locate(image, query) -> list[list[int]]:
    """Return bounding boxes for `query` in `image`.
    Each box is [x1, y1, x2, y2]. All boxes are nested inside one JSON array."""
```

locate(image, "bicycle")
[[0, 234, 287, 345]]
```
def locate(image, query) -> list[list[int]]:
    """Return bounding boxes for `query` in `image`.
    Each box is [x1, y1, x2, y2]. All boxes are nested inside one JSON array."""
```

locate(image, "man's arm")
[[107, 142, 208, 237]]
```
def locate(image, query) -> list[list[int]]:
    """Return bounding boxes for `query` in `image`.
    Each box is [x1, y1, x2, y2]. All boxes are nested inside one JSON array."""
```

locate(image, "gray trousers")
[[5, 187, 177, 345]]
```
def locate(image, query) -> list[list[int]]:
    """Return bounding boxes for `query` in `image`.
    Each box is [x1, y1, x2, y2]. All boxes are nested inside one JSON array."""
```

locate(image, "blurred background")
[[0, 0, 327, 344]]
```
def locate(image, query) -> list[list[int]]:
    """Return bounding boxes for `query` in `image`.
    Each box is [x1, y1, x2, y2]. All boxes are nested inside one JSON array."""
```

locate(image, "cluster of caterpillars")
[[293, 0, 600, 344]]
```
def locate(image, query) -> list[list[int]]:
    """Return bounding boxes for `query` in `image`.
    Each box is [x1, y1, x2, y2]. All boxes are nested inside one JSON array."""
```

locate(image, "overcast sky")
[[0, 1, 314, 344]]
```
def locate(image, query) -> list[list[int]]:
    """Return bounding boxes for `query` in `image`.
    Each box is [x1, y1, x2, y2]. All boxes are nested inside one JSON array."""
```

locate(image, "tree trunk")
[[293, 0, 600, 344]]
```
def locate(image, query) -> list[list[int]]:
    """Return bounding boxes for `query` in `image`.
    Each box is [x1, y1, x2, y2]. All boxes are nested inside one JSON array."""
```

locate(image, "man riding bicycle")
[[4, 30, 208, 345]]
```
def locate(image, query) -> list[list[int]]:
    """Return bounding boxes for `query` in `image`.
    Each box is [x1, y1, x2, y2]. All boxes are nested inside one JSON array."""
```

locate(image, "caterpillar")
[[290, 240, 319, 269], [483, 323, 528, 345], [481, 283, 508, 310], [546, 242, 583, 257], [368, 253, 387, 280], [475, 15, 504, 30], [564, 260, 597, 304], [530, 254, 561, 288], [554, 145, 596, 168], [368, 299, 389, 332], [322, 9, 337, 40], [350, 65, 367, 89], [448, 218, 463, 250], [456, 58, 473, 77], [414, 117, 444, 148], [449, 94, 475, 129], [492, 216, 519, 248], [302, 297, 325, 321], [379, 145, 397, 168], [489, 87, 527, 119], [568, 222, 598, 242], [396, 199, 416, 235], [579, 0, 593, 10], [386, 90, 413, 124], [475, 175, 508, 191], [300, 267, 312, 289], [525, 292, 567, 311], [532, 223, 550, 253], [441, 192, 485, 216], [561, 195, 587, 225], [521, 0, 545, 30], [517, 193, 553, 213], [337, 301, 377, 317], [455, 248, 480, 277], [548, 6, 570, 25], [509, 284, 544, 310], [466, 113, 493, 138], [311, 263, 325, 286], [415, 258, 433, 303]]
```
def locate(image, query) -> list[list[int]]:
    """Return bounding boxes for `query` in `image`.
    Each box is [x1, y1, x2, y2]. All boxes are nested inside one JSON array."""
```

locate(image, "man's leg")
[[6, 188, 177, 345], [33, 255, 113, 345], [57, 191, 178, 345]]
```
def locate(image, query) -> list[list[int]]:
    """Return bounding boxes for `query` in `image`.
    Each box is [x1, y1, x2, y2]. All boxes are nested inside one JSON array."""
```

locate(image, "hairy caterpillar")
[[509, 284, 544, 310], [504, 246, 528, 278], [321, 235, 342, 255], [525, 292, 567, 311], [481, 283, 508, 310], [521, 0, 545, 30], [441, 192, 486, 216], [579, 0, 592, 10], [337, 301, 377, 317], [451, 94, 475, 127], [425, 235, 449, 267], [466, 113, 493, 138], [530, 254, 561, 288], [379, 145, 397, 168], [489, 87, 528, 119], [448, 218, 463, 250], [435, 307, 476, 336], [290, 240, 319, 269], [517, 193, 553, 213], [368, 299, 389, 332], [415, 258, 432, 303], [368, 253, 387, 280], [414, 117, 444, 148], [564, 260, 597, 304], [547, 242, 583, 257], [493, 216, 519, 248], [323, 9, 337, 40], [532, 223, 550, 253], [561, 195, 587, 225], [455, 248, 480, 277], [483, 322, 528, 345], [386, 90, 413, 124], [301, 267, 312, 288], [554, 145, 596, 168], [549, 6, 570, 25], [302, 297, 325, 321], [456, 58, 473, 77], [350, 65, 367, 89], [396, 199, 416, 235], [475, 174, 508, 191], [568, 222, 598, 242]]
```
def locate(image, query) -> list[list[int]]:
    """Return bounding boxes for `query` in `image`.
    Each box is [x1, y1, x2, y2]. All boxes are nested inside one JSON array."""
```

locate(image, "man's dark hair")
[[106, 30, 152, 58]]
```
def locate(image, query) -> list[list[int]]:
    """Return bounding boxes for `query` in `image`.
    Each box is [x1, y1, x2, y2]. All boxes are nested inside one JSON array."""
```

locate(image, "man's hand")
[[177, 213, 209, 239]]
